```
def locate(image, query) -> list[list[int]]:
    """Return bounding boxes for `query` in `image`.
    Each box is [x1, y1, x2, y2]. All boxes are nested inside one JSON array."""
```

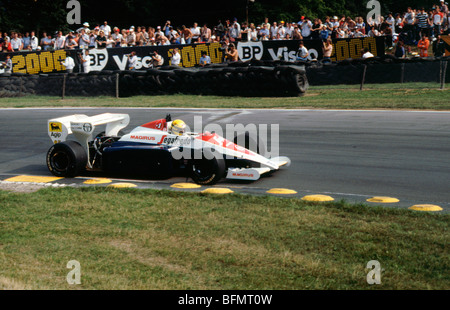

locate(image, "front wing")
[[226, 156, 291, 181]]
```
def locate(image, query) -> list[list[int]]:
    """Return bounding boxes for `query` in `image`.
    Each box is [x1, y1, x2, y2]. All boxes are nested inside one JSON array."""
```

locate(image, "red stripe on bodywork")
[[158, 135, 167, 144], [195, 133, 252, 155], [141, 119, 167, 131]]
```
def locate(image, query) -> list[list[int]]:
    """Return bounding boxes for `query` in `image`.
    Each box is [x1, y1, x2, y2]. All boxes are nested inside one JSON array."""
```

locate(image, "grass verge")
[[0, 187, 448, 290], [0, 83, 449, 110]]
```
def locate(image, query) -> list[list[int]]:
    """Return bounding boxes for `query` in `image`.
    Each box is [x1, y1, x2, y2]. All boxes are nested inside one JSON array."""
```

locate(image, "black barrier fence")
[[0, 63, 309, 98], [0, 37, 385, 75], [304, 56, 450, 87], [1, 57, 448, 99]]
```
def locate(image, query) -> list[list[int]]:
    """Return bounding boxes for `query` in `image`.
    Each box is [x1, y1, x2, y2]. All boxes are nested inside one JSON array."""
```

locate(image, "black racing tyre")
[[190, 151, 225, 185], [296, 73, 309, 94], [47, 141, 87, 177], [99, 70, 114, 75], [159, 65, 181, 70], [228, 60, 250, 67]]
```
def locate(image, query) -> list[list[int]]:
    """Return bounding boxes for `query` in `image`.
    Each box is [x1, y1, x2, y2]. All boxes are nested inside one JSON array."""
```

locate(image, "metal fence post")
[[116, 73, 119, 98], [360, 65, 367, 91], [62, 74, 67, 99], [441, 60, 448, 90], [401, 63, 405, 84], [19, 76, 23, 96]]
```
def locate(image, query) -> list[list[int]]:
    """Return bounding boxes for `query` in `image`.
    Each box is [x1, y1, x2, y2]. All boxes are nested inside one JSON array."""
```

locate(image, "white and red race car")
[[46, 113, 290, 185]]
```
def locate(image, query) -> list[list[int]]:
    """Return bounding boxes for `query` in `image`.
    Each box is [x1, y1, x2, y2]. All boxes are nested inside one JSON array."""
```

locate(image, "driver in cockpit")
[[168, 119, 187, 136]]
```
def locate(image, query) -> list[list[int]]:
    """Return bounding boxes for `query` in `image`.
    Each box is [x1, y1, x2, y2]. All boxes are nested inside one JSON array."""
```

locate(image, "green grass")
[[0, 187, 448, 290], [1, 83, 449, 110]]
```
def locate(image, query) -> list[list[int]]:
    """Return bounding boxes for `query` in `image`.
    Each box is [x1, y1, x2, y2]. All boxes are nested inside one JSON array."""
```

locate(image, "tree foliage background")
[[0, 0, 439, 35]]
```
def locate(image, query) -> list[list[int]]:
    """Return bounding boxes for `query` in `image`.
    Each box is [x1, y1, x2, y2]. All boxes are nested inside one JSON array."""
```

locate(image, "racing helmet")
[[171, 119, 186, 136]]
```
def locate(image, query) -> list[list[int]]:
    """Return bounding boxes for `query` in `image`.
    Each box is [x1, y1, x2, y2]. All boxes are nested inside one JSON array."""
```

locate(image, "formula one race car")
[[46, 113, 290, 185]]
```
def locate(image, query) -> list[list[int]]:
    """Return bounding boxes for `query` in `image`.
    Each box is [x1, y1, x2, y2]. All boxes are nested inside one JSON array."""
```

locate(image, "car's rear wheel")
[[47, 141, 87, 177], [190, 152, 225, 185]]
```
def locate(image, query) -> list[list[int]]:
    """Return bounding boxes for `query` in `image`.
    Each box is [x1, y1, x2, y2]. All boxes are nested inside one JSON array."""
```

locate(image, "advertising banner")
[[0, 42, 224, 74], [440, 35, 450, 57], [0, 37, 385, 74], [236, 37, 385, 62]]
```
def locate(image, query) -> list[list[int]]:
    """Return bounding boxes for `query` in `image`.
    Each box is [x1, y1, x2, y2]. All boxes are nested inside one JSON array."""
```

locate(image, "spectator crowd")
[[0, 1, 448, 60]]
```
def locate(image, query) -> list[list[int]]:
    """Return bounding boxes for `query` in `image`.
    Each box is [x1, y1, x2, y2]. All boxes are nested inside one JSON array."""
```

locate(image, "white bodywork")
[[48, 113, 130, 168], [47, 113, 290, 181], [120, 123, 290, 180]]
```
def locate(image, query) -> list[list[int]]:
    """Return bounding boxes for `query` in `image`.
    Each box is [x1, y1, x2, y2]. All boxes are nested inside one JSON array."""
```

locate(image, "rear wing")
[[48, 113, 130, 168], [48, 113, 130, 144]]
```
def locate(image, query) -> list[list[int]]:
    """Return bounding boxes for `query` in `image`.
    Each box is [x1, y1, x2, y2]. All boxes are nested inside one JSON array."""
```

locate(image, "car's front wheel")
[[47, 141, 87, 177], [190, 152, 225, 185]]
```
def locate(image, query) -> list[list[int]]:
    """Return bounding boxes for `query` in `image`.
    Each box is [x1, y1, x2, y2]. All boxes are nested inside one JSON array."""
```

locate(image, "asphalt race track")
[[1, 107, 449, 213]]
